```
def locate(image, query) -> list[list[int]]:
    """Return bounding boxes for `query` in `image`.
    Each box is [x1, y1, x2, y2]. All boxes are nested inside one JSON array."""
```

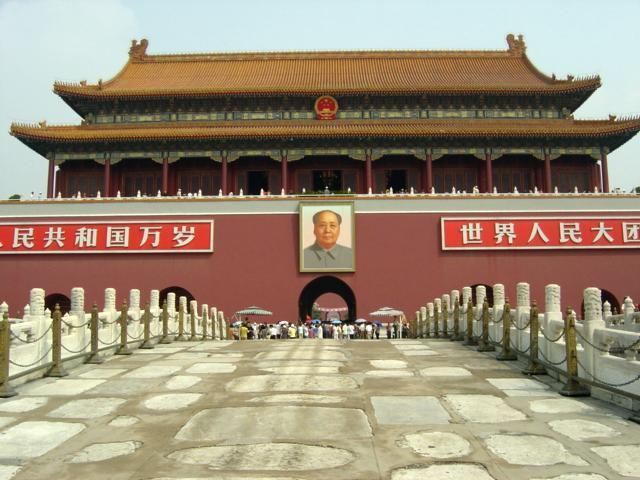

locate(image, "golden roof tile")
[[53, 35, 600, 98]]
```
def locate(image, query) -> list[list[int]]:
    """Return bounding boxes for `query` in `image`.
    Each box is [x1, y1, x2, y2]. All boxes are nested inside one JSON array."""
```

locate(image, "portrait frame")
[[299, 202, 356, 273]]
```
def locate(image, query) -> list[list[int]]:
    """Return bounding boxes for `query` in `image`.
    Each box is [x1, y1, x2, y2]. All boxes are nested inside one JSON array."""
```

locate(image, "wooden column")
[[597, 162, 603, 192], [600, 148, 610, 193], [543, 150, 552, 193], [162, 157, 169, 195], [424, 151, 433, 193], [365, 150, 372, 193], [221, 152, 228, 195], [281, 152, 288, 193], [47, 157, 55, 198], [484, 149, 493, 193], [103, 158, 111, 197]]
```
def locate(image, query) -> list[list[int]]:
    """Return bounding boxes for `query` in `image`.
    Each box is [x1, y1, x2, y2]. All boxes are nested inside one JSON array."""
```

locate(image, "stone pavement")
[[0, 338, 638, 480]]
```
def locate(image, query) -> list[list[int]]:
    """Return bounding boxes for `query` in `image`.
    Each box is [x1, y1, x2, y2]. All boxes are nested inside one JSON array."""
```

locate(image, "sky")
[[1, 0, 639, 199]]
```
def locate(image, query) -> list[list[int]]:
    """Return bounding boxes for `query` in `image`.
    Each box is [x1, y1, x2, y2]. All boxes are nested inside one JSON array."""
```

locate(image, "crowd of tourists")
[[232, 320, 411, 340]]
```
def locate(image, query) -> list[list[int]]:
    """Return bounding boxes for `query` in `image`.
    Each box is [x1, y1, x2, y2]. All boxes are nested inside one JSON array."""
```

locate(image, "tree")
[[8, 194, 20, 200], [633, 186, 640, 194]]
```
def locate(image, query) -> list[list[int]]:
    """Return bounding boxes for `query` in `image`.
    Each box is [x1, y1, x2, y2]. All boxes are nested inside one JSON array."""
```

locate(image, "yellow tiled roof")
[[53, 36, 600, 99]]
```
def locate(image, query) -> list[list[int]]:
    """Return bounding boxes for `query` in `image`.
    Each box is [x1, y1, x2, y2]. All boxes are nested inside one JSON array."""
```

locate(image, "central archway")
[[299, 276, 356, 322]]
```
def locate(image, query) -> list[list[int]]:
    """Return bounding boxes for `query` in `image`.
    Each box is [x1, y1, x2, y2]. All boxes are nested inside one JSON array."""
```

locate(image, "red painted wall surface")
[[0, 211, 638, 319]]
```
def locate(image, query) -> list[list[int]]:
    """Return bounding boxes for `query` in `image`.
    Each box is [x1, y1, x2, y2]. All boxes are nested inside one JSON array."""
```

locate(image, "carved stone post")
[[176, 298, 186, 341], [523, 301, 546, 375], [419, 307, 427, 338], [497, 299, 517, 360], [477, 300, 495, 352], [159, 300, 172, 344], [85, 304, 104, 364], [426, 303, 433, 337], [433, 299, 440, 337], [544, 284, 562, 364], [0, 312, 17, 397], [115, 301, 132, 355], [189, 301, 197, 341], [441, 295, 450, 338], [464, 298, 477, 345], [46, 305, 68, 377], [560, 307, 589, 397], [140, 303, 154, 349], [201, 304, 209, 340]]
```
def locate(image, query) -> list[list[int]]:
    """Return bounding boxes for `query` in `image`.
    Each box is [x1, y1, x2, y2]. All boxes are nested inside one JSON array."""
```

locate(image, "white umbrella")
[[235, 306, 273, 316], [370, 307, 404, 317]]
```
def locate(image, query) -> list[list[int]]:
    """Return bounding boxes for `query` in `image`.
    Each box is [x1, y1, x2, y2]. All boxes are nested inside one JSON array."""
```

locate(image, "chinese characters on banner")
[[0, 221, 214, 254], [441, 217, 640, 250]]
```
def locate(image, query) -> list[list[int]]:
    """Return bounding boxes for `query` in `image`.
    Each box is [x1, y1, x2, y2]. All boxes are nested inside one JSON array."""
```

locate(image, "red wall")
[[0, 211, 637, 320]]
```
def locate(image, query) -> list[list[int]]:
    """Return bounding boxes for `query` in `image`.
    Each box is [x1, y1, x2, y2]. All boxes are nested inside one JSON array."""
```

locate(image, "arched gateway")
[[299, 276, 356, 322]]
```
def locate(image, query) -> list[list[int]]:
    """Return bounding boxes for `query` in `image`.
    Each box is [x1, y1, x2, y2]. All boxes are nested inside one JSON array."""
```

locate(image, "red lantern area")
[[314, 96, 338, 120]]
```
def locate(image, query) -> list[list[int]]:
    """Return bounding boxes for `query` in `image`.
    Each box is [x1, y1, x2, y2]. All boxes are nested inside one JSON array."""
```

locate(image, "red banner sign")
[[441, 217, 640, 250], [0, 221, 214, 254]]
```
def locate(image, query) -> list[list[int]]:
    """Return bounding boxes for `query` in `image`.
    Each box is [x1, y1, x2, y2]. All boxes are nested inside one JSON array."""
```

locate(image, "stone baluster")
[[543, 284, 562, 362]]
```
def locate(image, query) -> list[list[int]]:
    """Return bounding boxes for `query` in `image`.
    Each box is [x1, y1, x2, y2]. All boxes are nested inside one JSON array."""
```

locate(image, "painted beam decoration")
[[0, 221, 214, 254], [441, 217, 640, 250]]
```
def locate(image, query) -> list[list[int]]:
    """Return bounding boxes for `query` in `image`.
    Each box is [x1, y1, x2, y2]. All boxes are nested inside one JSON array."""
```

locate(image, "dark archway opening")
[[299, 276, 356, 323], [159, 286, 195, 308], [44, 293, 71, 315]]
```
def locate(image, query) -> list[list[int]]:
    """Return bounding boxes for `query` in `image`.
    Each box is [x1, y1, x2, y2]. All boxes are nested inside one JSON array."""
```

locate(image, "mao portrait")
[[299, 202, 355, 272]]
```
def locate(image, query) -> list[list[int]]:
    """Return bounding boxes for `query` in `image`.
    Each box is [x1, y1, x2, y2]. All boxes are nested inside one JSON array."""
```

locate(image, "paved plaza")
[[0, 338, 638, 479]]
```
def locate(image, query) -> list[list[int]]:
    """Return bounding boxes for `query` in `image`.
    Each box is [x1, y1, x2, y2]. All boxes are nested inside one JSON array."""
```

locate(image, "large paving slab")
[[175, 406, 372, 441], [0, 337, 636, 480]]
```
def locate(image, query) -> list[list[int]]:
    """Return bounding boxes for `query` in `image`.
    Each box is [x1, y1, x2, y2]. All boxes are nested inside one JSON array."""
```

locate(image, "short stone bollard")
[[497, 299, 517, 361], [202, 309, 208, 341], [189, 303, 197, 341], [0, 312, 17, 398], [441, 301, 449, 338], [523, 300, 546, 375], [47, 304, 69, 377], [463, 298, 477, 346], [477, 300, 495, 352], [115, 301, 132, 355], [176, 303, 186, 341], [85, 304, 104, 364], [560, 307, 589, 397], [159, 300, 172, 344], [139, 303, 154, 349], [433, 307, 440, 337]]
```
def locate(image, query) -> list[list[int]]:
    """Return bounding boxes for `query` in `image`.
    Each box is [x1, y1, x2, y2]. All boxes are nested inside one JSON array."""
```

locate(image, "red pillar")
[[597, 162, 603, 192], [221, 153, 228, 195], [425, 152, 433, 193], [544, 151, 552, 193], [47, 157, 55, 198], [601, 149, 610, 193], [281, 152, 288, 193], [484, 150, 493, 193], [365, 151, 372, 193], [162, 157, 169, 195], [103, 158, 111, 197]]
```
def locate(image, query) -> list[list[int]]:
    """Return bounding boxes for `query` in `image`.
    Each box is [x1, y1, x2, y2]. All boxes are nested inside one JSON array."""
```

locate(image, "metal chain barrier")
[[539, 325, 565, 343], [97, 336, 119, 346], [538, 347, 568, 366], [510, 338, 531, 355], [9, 346, 53, 368], [9, 323, 53, 344], [575, 328, 640, 354], [61, 341, 91, 354], [576, 357, 640, 388], [126, 329, 145, 340], [513, 319, 531, 331], [61, 318, 91, 329]]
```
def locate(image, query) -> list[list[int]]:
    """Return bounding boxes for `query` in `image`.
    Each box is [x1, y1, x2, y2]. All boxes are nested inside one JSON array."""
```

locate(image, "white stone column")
[[475, 286, 486, 337], [623, 296, 636, 325], [515, 282, 531, 350], [29, 288, 45, 318], [442, 294, 450, 333], [167, 292, 176, 316], [211, 307, 219, 339], [420, 306, 427, 338], [218, 311, 227, 340], [583, 287, 605, 377], [104, 288, 116, 312], [150, 290, 160, 314], [427, 302, 434, 336], [202, 304, 209, 336], [129, 289, 141, 320], [543, 284, 562, 362], [69, 287, 85, 333]]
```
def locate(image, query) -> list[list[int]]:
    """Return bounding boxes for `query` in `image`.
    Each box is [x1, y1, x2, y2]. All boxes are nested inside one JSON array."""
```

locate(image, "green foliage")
[[633, 186, 640, 194], [8, 194, 20, 200]]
